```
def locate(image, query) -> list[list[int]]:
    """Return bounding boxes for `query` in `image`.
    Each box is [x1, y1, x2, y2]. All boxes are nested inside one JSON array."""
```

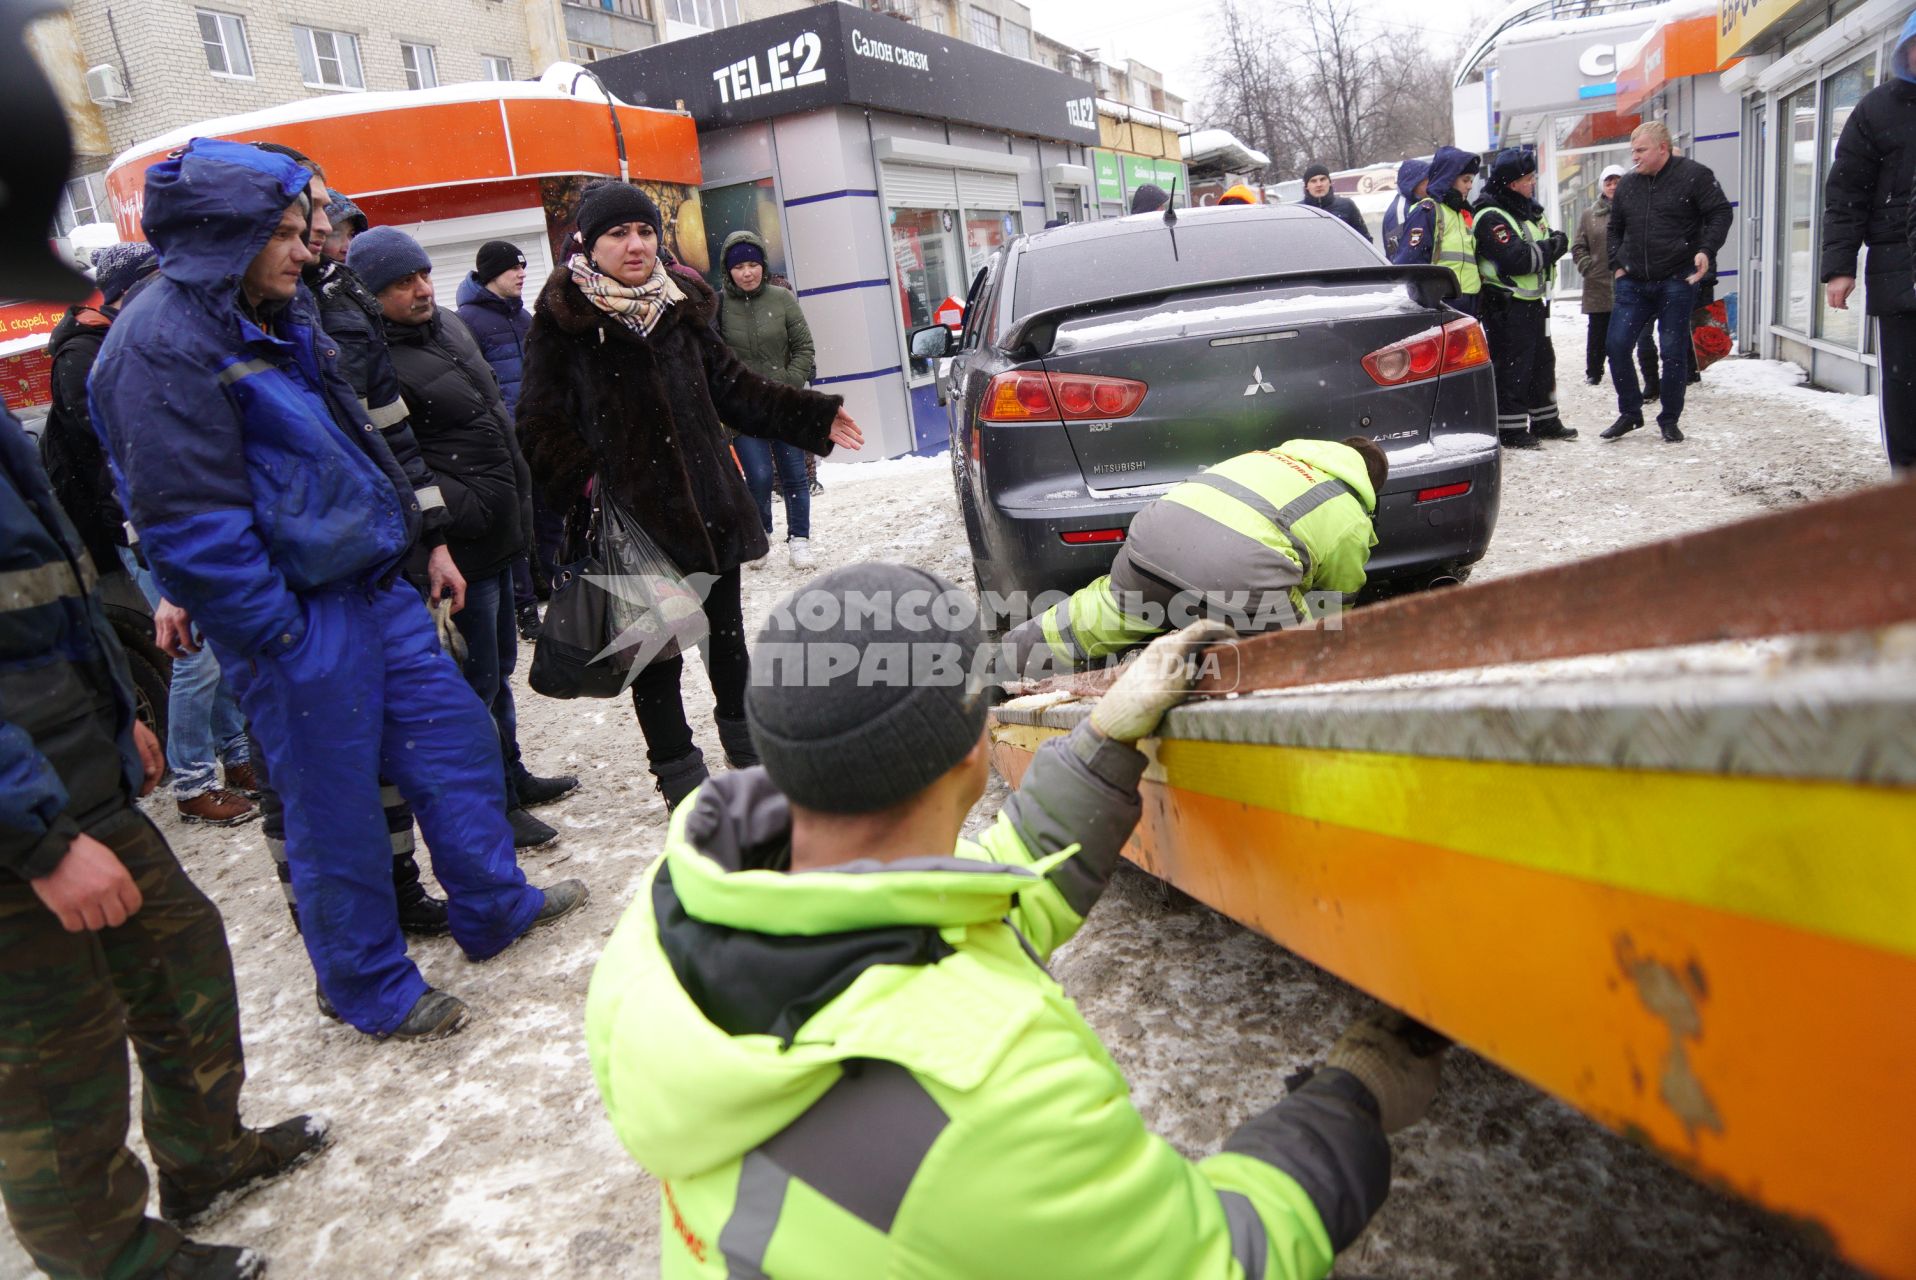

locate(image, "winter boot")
[[159, 1115, 332, 1229], [508, 807, 560, 849], [652, 748, 710, 811], [161, 1241, 267, 1279], [516, 602, 543, 642], [1498, 428, 1541, 450], [1600, 413, 1643, 440], [391, 850, 450, 937], [715, 715, 760, 769], [177, 789, 258, 827], [530, 878, 590, 931], [513, 769, 579, 808], [1531, 419, 1579, 441], [1660, 421, 1685, 443], [787, 537, 816, 570], [222, 761, 261, 798], [389, 990, 469, 1041]]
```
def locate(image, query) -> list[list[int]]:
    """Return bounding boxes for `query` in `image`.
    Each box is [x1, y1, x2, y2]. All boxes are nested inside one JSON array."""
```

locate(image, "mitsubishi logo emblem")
[[1243, 365, 1276, 396]]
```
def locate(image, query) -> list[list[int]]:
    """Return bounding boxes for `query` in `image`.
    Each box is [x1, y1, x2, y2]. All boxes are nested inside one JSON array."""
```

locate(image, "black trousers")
[[1587, 311, 1659, 385], [1876, 313, 1916, 469], [629, 566, 748, 765]]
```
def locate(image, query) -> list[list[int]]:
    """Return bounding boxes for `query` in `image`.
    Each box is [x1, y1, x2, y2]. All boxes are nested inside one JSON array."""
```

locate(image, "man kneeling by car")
[[1007, 436, 1385, 675], [585, 561, 1445, 1279]]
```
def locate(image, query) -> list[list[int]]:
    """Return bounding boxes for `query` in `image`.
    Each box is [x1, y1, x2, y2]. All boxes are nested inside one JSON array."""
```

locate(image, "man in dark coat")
[[90, 139, 585, 1040], [517, 180, 861, 807], [1833, 11, 1916, 470], [352, 227, 578, 850], [1600, 121, 1732, 444], [456, 239, 561, 638], [1301, 163, 1370, 239]]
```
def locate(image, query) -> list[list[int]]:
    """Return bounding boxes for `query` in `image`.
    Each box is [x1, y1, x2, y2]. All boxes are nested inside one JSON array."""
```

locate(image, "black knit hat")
[[575, 182, 662, 249], [1303, 163, 1332, 182], [475, 239, 526, 284], [1129, 182, 1168, 214], [723, 238, 766, 270], [746, 563, 989, 814], [1490, 147, 1538, 188]]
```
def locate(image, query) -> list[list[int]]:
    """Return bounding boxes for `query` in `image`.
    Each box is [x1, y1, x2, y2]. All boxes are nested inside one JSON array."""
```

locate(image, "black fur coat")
[[516, 266, 840, 575]]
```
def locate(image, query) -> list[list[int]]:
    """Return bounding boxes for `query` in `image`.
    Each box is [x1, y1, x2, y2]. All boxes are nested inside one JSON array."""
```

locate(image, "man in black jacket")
[[1301, 163, 1370, 240], [1601, 121, 1732, 444], [351, 227, 578, 850], [1833, 11, 1916, 471]]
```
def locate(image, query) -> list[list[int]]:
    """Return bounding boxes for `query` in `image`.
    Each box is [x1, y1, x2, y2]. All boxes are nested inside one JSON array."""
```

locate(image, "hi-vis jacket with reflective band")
[[1034, 439, 1378, 667], [585, 725, 1391, 1280], [1430, 201, 1482, 295], [1473, 206, 1551, 302]]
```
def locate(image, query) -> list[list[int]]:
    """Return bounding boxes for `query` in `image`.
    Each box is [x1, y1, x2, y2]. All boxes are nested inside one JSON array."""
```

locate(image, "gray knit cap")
[[746, 563, 989, 814]]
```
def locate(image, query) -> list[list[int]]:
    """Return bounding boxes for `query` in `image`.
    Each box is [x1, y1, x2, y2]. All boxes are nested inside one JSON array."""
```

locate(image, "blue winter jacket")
[[456, 273, 532, 414], [1392, 147, 1480, 267], [0, 408, 141, 880], [1382, 157, 1432, 259], [88, 139, 419, 661]]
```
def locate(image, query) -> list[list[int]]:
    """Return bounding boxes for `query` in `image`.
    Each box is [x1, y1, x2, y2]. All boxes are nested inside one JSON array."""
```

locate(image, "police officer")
[[1392, 146, 1482, 314], [1004, 437, 1385, 674], [0, 7, 325, 1273], [1473, 148, 1575, 449]]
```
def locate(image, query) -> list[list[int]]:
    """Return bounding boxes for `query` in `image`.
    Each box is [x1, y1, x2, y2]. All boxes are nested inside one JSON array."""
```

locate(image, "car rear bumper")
[[972, 442, 1501, 600]]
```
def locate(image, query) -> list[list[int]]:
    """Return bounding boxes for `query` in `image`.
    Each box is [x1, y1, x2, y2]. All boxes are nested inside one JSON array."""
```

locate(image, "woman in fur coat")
[[517, 183, 862, 806]]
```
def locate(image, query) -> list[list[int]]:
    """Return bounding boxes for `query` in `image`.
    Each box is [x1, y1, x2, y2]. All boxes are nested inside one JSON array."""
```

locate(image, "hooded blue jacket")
[[1391, 148, 1480, 268], [455, 273, 532, 413], [88, 139, 419, 660], [1382, 157, 1432, 259]]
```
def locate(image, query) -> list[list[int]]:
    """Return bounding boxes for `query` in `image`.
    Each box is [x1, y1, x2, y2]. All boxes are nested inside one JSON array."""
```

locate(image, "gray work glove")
[[1324, 1006, 1449, 1134], [1088, 620, 1236, 743], [432, 597, 468, 666]]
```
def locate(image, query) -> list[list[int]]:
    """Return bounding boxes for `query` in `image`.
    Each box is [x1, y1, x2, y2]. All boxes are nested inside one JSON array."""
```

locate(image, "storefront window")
[[1817, 55, 1875, 346], [1553, 146, 1629, 300], [891, 207, 964, 379], [1778, 85, 1817, 334], [964, 211, 1019, 276]]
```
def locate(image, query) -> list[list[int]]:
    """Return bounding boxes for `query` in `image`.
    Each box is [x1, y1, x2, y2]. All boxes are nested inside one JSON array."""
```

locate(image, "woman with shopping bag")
[[517, 183, 863, 807]]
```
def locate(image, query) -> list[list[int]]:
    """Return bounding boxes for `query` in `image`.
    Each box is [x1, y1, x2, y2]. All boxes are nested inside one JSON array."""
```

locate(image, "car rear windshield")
[[1013, 217, 1383, 318]]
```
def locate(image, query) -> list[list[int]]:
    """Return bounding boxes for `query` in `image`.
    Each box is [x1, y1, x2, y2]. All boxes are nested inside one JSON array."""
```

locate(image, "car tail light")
[[980, 371, 1147, 422], [1415, 481, 1471, 503], [1362, 317, 1491, 386], [1060, 528, 1127, 545]]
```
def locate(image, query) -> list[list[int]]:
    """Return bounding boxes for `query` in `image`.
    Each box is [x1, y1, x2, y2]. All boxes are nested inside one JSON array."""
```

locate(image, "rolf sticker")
[[712, 32, 828, 104]]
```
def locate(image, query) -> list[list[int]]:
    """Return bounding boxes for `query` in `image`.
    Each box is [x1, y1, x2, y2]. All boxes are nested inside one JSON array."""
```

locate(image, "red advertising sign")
[[934, 295, 965, 330]]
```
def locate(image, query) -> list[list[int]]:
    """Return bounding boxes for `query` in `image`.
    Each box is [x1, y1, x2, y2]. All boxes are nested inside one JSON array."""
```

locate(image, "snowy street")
[[1, 325, 1889, 1280]]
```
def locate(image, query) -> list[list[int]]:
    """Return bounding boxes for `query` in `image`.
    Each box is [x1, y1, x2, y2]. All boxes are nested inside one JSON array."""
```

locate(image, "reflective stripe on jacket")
[[1475, 206, 1548, 302], [585, 722, 1391, 1279], [1433, 202, 1482, 295]]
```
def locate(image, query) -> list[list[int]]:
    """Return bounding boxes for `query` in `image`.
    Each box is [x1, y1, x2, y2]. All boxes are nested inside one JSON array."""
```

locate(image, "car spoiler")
[[1003, 264, 1460, 359]]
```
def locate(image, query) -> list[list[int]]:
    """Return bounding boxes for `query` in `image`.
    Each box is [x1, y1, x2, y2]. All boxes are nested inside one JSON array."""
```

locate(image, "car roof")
[[1020, 203, 1322, 252]]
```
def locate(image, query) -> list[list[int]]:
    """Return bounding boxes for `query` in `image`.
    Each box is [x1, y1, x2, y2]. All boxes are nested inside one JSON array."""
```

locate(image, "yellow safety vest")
[[1476, 206, 1548, 302], [1433, 202, 1481, 296]]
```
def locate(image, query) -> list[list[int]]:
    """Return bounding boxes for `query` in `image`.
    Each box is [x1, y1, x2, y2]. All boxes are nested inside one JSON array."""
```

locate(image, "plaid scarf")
[[569, 252, 684, 338]]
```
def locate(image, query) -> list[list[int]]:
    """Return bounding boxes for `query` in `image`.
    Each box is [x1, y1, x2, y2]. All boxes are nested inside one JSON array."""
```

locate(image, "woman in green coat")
[[718, 230, 820, 570]]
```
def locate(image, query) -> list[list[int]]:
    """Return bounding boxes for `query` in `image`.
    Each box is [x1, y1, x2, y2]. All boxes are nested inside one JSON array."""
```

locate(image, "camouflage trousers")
[[0, 804, 258, 1279]]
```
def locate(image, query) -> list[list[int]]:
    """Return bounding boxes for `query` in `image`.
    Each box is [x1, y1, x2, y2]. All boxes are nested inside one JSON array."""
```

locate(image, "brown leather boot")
[[177, 789, 259, 827], [222, 761, 261, 797]]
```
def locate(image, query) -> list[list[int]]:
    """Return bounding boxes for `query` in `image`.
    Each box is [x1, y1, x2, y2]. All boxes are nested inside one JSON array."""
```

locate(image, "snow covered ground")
[[2, 328, 1891, 1279]]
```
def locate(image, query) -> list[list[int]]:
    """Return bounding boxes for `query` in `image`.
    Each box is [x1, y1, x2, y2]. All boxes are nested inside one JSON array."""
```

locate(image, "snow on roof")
[[108, 65, 653, 177], [1182, 128, 1271, 170], [1497, 0, 1713, 47]]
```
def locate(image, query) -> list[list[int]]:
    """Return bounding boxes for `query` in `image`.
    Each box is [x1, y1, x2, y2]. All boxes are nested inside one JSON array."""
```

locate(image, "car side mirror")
[[909, 325, 955, 360]]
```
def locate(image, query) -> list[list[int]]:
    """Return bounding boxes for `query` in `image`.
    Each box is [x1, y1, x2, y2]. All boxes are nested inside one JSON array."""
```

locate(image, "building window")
[[196, 9, 252, 78], [293, 26, 364, 90], [482, 54, 513, 81], [1817, 54, 1875, 346], [55, 173, 110, 237], [663, 0, 740, 29], [400, 42, 438, 91], [968, 6, 1000, 51], [1778, 83, 1816, 335], [568, 0, 653, 17], [568, 40, 615, 62], [921, 11, 942, 35], [1002, 22, 1029, 61]]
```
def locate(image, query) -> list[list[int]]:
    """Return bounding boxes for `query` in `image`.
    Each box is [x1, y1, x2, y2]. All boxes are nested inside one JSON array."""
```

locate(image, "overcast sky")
[[1022, 0, 1489, 115]]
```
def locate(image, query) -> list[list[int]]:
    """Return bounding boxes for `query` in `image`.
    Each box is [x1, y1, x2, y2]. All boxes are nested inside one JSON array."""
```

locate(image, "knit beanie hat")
[[1129, 182, 1168, 214], [324, 189, 366, 235], [476, 239, 526, 284], [723, 238, 766, 270], [1303, 163, 1332, 182], [575, 182, 663, 250], [746, 563, 990, 814], [347, 225, 433, 295], [91, 242, 157, 306]]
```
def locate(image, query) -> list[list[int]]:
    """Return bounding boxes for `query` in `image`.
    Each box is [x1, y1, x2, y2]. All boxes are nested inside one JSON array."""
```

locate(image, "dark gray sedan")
[[918, 205, 1501, 605]]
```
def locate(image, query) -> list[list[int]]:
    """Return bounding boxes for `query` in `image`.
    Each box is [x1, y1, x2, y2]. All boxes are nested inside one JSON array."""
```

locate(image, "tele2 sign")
[[712, 31, 829, 104]]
